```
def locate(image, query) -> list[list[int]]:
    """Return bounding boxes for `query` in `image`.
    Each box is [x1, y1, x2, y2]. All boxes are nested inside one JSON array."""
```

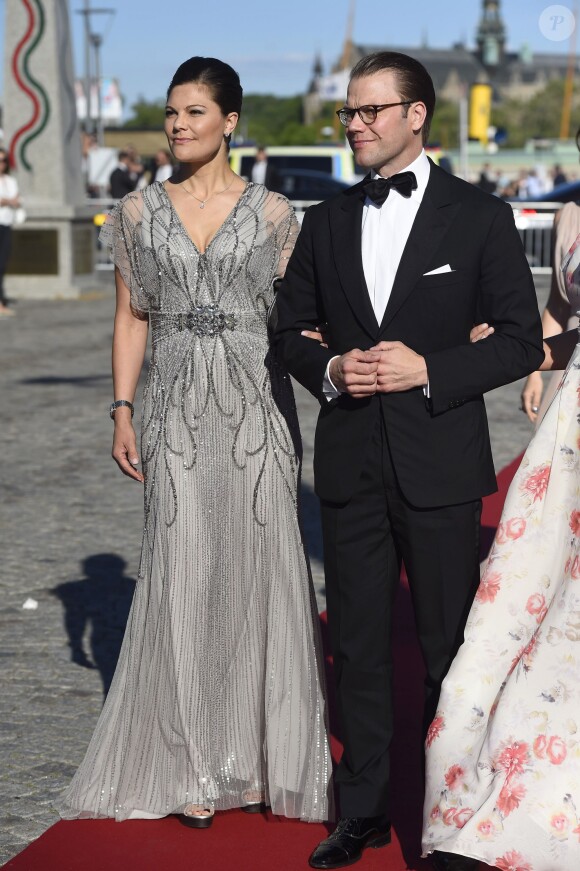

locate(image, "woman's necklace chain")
[[180, 175, 236, 209]]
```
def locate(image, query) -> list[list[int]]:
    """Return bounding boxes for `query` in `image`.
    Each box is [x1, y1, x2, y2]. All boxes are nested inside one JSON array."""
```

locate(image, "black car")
[[509, 179, 580, 210], [270, 168, 351, 202]]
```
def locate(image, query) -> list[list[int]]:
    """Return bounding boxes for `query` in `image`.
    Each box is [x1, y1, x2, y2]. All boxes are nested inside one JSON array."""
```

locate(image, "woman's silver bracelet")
[[109, 400, 134, 419]]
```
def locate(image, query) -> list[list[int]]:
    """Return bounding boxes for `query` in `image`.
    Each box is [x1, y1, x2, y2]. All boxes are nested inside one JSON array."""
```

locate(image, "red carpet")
[[4, 458, 522, 871]]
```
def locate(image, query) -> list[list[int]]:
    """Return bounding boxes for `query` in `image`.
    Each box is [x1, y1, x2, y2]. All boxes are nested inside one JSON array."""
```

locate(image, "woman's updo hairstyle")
[[167, 57, 242, 144]]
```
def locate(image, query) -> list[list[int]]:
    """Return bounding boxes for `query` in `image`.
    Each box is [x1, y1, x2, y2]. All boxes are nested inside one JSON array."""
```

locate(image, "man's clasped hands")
[[301, 322, 493, 398]]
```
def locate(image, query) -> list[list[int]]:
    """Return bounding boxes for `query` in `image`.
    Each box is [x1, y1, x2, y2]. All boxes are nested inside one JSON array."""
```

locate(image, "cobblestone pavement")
[[0, 277, 549, 864]]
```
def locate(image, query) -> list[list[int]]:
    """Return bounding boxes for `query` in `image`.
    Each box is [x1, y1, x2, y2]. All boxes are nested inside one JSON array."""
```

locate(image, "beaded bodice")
[[101, 182, 299, 349]]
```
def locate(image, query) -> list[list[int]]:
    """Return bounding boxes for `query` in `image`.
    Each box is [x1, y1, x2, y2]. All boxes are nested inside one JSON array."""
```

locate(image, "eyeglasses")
[[336, 101, 412, 127]]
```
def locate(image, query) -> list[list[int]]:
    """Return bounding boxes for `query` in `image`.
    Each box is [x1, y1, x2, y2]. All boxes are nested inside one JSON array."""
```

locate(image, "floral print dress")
[[422, 238, 580, 871]]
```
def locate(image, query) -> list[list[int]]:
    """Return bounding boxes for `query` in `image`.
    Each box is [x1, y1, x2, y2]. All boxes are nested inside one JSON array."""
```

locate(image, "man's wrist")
[[328, 357, 340, 389], [323, 356, 342, 400]]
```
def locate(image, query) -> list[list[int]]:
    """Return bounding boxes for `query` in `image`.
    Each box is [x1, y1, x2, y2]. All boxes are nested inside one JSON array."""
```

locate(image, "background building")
[[309, 0, 580, 107]]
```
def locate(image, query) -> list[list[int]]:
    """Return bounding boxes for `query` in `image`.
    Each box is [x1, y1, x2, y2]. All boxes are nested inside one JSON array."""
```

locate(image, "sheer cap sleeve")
[[562, 231, 580, 316], [261, 190, 300, 281], [554, 202, 580, 306], [99, 192, 150, 313], [260, 189, 300, 341]]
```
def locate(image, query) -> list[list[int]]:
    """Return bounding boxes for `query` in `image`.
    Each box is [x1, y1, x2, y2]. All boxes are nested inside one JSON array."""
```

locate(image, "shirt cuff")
[[323, 356, 342, 401], [423, 381, 431, 399]]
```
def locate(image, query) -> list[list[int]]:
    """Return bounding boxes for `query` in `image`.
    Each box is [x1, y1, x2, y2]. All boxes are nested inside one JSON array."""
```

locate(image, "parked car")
[[508, 180, 580, 212], [269, 167, 350, 202], [230, 145, 357, 184]]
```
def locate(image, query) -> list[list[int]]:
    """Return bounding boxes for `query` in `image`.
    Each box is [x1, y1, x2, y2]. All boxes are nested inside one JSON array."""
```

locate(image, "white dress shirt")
[[0, 175, 19, 226], [251, 160, 267, 185], [155, 164, 174, 183], [323, 149, 431, 398]]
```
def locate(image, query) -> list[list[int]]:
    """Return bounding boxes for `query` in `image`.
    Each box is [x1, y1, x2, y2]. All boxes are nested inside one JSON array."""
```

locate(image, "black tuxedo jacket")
[[109, 167, 136, 200], [273, 159, 544, 507]]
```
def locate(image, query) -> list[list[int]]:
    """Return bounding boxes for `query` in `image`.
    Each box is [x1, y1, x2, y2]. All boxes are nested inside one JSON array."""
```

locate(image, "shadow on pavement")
[[20, 375, 110, 385], [51, 553, 136, 697]]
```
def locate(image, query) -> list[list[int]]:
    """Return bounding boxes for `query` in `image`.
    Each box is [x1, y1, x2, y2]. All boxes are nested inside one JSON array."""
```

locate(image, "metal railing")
[[510, 202, 558, 275], [294, 201, 558, 273], [91, 198, 559, 275]]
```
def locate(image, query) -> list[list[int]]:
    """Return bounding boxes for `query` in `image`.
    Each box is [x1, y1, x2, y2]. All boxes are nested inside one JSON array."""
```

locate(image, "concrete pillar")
[[4, 0, 97, 298]]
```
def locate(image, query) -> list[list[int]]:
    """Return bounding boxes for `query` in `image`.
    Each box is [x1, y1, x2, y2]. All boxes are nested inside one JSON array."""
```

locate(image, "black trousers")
[[320, 410, 481, 818], [0, 224, 12, 304]]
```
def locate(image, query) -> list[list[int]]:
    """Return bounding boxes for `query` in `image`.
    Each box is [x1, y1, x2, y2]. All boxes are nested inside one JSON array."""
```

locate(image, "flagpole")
[[333, 0, 356, 139], [560, 1, 578, 139]]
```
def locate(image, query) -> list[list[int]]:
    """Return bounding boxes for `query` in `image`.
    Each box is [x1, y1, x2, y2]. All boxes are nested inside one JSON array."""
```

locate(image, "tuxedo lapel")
[[379, 161, 461, 333], [330, 181, 379, 337]]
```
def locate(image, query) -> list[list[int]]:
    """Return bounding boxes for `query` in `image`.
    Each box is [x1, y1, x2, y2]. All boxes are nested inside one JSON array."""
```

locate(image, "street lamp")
[[90, 32, 104, 145], [75, 2, 114, 143]]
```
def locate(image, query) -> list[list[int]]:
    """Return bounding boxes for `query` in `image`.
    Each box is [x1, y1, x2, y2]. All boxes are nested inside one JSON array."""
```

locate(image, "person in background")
[[521, 127, 580, 423], [497, 177, 520, 200], [552, 163, 567, 188], [524, 168, 545, 199], [0, 148, 21, 317], [153, 148, 174, 183], [109, 150, 139, 199], [476, 162, 496, 195], [250, 145, 278, 189], [81, 131, 99, 197]]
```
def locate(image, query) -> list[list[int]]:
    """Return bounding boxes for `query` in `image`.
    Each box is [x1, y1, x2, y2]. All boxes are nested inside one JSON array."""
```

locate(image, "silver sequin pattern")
[[57, 183, 333, 822]]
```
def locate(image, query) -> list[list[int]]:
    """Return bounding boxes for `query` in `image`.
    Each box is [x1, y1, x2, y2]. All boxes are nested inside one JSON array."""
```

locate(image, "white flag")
[[317, 70, 350, 101]]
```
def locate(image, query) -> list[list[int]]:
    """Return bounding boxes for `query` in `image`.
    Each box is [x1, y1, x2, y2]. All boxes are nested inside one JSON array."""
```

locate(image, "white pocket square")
[[423, 264, 454, 275]]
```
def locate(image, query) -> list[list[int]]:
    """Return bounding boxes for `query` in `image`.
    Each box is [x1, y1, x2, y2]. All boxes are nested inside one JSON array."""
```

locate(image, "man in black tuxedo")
[[109, 150, 140, 200], [272, 52, 543, 871]]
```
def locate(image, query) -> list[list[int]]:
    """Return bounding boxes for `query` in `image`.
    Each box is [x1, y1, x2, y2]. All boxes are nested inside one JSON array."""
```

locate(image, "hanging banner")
[[469, 83, 492, 143]]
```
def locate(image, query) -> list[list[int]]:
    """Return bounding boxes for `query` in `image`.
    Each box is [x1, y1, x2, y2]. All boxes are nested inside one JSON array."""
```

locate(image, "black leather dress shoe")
[[430, 849, 480, 871], [308, 816, 391, 869]]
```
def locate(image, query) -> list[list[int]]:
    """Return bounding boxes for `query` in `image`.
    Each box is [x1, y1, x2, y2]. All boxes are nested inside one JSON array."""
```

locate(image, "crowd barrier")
[[510, 203, 557, 275], [92, 198, 559, 276]]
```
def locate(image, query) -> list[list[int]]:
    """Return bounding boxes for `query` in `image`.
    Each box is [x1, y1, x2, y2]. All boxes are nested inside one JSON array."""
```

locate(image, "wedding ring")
[[531, 405, 539, 413]]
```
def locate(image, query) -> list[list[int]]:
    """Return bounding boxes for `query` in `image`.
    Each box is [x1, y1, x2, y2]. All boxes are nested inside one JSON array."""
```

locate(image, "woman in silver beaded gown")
[[58, 57, 332, 825]]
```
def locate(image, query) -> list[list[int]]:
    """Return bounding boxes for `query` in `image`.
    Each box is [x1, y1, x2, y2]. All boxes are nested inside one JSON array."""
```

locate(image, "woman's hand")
[[112, 418, 144, 482], [520, 370, 543, 422], [470, 322, 494, 343], [301, 324, 328, 348]]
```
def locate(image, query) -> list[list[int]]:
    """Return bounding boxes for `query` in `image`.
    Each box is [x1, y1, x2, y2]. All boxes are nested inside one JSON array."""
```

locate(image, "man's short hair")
[[350, 51, 436, 145]]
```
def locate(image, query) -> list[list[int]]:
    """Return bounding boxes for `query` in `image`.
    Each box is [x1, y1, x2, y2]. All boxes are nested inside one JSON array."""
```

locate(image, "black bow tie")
[[362, 171, 418, 206]]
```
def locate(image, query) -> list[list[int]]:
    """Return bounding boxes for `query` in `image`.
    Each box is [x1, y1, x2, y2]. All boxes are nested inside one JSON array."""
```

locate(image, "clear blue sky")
[[0, 0, 576, 115]]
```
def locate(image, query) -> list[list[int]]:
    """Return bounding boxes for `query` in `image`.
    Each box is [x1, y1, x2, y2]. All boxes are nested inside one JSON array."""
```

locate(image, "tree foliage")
[[491, 78, 580, 147], [235, 95, 339, 145], [122, 93, 341, 144], [122, 79, 580, 148], [123, 97, 166, 129], [413, 79, 580, 149], [429, 100, 460, 149]]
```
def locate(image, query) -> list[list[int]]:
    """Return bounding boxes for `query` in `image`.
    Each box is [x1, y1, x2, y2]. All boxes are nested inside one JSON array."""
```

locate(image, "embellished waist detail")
[[152, 306, 237, 337]]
